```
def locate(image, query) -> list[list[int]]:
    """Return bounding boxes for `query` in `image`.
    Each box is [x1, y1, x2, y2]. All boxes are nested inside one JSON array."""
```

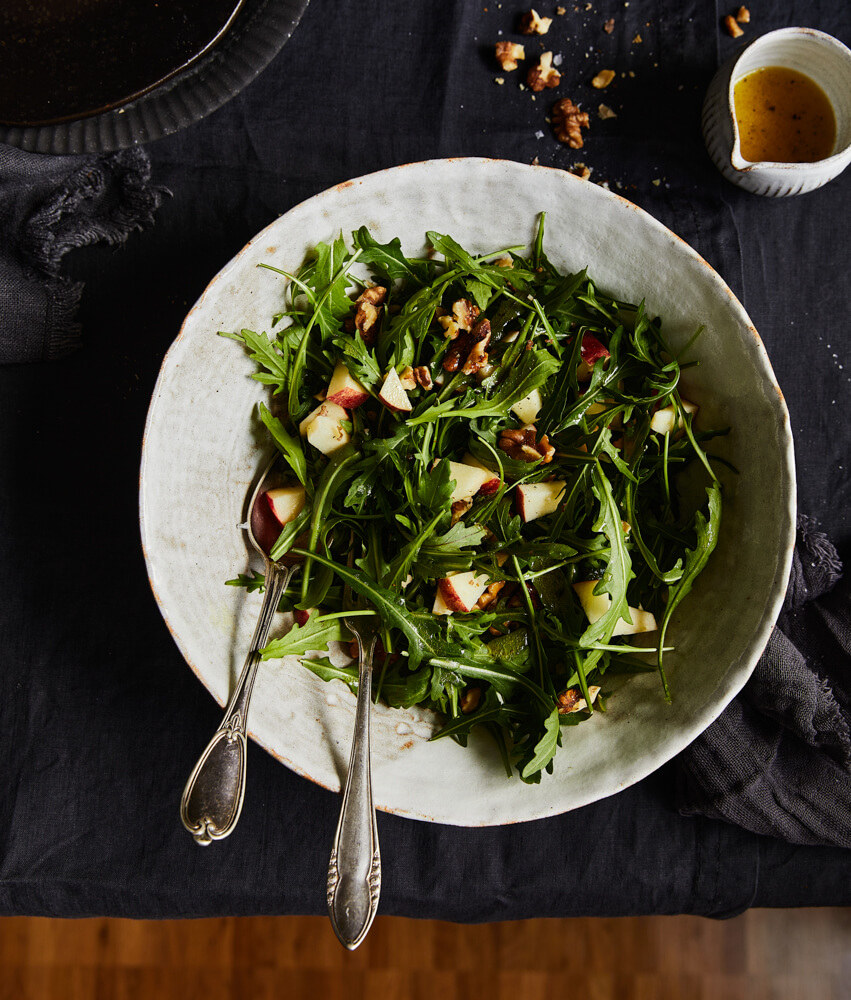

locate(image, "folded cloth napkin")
[[677, 515, 851, 848], [0, 144, 165, 364]]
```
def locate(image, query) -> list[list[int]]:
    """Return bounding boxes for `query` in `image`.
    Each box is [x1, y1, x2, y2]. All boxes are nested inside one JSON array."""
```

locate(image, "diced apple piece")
[[573, 581, 658, 635], [326, 360, 369, 408], [447, 460, 491, 503], [265, 484, 306, 527], [293, 607, 319, 627], [511, 387, 543, 425], [649, 398, 698, 434], [576, 332, 611, 380], [432, 589, 453, 615], [461, 452, 500, 496], [378, 367, 413, 413], [515, 480, 566, 522], [298, 401, 350, 455], [437, 571, 490, 613]]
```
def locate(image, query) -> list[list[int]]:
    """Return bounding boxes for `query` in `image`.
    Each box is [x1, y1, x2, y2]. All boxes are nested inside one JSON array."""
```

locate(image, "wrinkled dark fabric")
[[0, 0, 850, 920], [678, 518, 851, 847], [0, 145, 165, 363]]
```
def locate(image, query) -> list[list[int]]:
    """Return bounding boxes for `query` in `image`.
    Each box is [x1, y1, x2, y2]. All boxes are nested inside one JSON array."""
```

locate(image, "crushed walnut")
[[413, 366, 433, 390], [736, 5, 750, 23], [495, 40, 526, 71], [557, 685, 601, 714], [398, 366, 417, 391], [474, 580, 506, 611], [527, 51, 561, 92], [603, 17, 615, 33], [461, 325, 492, 375], [552, 97, 590, 148], [598, 103, 617, 119], [351, 285, 386, 346], [438, 298, 480, 339], [518, 8, 552, 34], [498, 425, 555, 463], [592, 68, 615, 89], [444, 317, 492, 373], [724, 14, 744, 37], [450, 498, 473, 524], [570, 162, 592, 180]]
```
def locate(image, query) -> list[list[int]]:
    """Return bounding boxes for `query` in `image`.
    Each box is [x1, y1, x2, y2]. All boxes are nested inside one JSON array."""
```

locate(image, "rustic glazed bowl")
[[140, 158, 795, 826], [703, 27, 851, 197]]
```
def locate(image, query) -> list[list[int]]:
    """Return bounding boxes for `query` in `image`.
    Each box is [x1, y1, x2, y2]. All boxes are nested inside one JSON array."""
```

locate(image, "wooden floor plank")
[[0, 910, 848, 1000]]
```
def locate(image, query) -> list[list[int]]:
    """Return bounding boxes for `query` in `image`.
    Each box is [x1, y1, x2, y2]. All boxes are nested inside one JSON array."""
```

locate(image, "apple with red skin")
[[515, 480, 566, 522], [577, 333, 610, 380], [435, 571, 490, 613], [326, 360, 369, 408], [378, 368, 413, 413], [461, 453, 500, 496]]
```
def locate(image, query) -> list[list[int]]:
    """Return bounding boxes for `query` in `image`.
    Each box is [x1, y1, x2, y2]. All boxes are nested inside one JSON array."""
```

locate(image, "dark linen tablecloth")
[[1, 0, 851, 919]]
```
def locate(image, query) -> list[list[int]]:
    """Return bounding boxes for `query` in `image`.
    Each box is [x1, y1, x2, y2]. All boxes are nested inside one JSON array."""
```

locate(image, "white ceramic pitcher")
[[703, 26, 851, 197]]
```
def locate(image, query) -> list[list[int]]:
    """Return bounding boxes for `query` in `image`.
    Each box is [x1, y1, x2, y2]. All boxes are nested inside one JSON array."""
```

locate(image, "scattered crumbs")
[[571, 162, 592, 179], [598, 103, 617, 119], [535, 129, 545, 138], [632, 33, 642, 43], [553, 51, 564, 65], [531, 155, 540, 165], [495, 77, 505, 84], [628, 70, 635, 77], [597, 180, 610, 189], [652, 178, 661, 186], [556, 5, 566, 12], [603, 17, 615, 33], [677, 83, 684, 90], [585, 2, 592, 8]]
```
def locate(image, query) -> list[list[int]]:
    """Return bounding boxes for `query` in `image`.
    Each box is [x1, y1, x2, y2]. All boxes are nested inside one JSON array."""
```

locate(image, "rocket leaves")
[[226, 219, 728, 781]]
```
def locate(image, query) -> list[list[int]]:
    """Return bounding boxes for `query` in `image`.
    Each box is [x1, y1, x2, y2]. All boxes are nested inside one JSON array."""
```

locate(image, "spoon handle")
[[180, 562, 291, 845], [327, 631, 381, 949]]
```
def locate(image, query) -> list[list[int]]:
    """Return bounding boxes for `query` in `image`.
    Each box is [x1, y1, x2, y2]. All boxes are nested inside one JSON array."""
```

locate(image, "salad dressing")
[[733, 66, 836, 163]]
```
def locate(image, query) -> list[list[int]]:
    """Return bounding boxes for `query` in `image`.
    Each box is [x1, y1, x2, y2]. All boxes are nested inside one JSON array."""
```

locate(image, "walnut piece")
[[498, 426, 555, 463], [353, 285, 386, 346], [461, 327, 492, 375], [558, 685, 601, 715], [598, 103, 617, 120], [444, 317, 491, 373], [552, 98, 590, 148], [592, 68, 615, 89], [603, 17, 615, 33], [474, 581, 506, 611], [518, 9, 552, 34], [495, 40, 526, 71], [398, 366, 417, 391], [527, 51, 561, 92], [438, 298, 480, 339], [724, 14, 744, 37], [736, 6, 750, 23], [413, 366, 433, 390]]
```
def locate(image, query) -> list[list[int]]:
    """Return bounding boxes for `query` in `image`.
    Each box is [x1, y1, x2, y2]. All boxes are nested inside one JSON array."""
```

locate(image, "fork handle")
[[180, 561, 292, 845], [327, 632, 381, 949]]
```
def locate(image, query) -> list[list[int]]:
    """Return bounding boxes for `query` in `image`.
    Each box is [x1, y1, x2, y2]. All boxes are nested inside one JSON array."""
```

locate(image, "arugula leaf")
[[258, 403, 308, 487]]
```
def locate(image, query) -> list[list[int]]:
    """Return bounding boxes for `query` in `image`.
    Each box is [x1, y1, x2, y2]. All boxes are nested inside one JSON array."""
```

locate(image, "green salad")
[[224, 217, 724, 783]]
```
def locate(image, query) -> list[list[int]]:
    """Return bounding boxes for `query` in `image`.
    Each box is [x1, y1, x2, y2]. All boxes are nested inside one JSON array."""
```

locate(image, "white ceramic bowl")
[[703, 27, 851, 197], [140, 158, 796, 826]]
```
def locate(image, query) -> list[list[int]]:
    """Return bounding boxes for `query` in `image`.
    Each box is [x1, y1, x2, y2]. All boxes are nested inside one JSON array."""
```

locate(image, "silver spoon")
[[180, 455, 301, 845], [327, 540, 382, 949]]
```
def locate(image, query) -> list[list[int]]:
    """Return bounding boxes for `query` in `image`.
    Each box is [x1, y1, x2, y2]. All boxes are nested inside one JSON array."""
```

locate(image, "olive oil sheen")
[[733, 66, 836, 162]]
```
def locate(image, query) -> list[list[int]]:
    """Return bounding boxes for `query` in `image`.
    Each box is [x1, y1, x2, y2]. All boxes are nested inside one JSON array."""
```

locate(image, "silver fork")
[[326, 543, 382, 950]]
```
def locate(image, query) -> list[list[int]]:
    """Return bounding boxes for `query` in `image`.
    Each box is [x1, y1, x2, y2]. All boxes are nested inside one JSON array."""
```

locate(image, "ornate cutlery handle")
[[327, 632, 381, 949], [180, 562, 291, 845]]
